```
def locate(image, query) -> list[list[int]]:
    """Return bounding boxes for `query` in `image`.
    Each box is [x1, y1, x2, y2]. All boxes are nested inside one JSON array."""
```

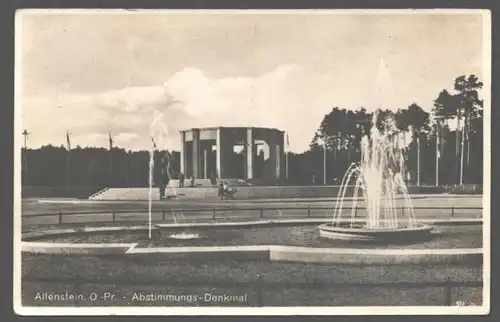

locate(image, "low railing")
[[21, 206, 484, 306], [22, 206, 483, 226], [21, 275, 482, 307]]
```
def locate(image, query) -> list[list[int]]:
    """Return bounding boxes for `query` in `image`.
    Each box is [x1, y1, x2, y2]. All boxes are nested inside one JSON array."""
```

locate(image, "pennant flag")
[[109, 131, 113, 150], [151, 137, 157, 149], [66, 131, 71, 151], [286, 133, 290, 147]]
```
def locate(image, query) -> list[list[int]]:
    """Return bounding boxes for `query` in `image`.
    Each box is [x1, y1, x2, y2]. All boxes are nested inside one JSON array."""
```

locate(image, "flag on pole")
[[286, 133, 290, 148], [109, 131, 113, 150], [66, 131, 71, 151], [151, 137, 156, 149]]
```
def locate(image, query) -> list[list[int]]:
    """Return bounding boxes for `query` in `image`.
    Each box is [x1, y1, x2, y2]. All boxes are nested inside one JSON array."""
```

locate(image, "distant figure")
[[210, 172, 217, 187], [159, 155, 170, 200], [312, 174, 316, 185], [218, 181, 224, 199], [218, 181, 237, 200], [190, 176, 195, 187], [179, 172, 185, 188]]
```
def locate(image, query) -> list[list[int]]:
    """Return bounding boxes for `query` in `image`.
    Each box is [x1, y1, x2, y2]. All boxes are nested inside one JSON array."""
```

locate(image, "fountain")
[[168, 211, 202, 240], [318, 111, 433, 243]]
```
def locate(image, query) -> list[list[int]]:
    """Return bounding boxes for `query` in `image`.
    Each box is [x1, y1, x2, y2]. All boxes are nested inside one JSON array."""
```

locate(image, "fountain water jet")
[[319, 111, 433, 243], [168, 211, 202, 240], [148, 140, 154, 239]]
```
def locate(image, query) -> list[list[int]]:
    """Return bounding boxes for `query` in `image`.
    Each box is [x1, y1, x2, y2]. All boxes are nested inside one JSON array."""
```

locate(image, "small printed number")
[[456, 301, 476, 306]]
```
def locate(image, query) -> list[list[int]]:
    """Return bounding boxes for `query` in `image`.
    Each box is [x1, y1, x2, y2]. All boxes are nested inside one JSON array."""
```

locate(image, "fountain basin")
[[168, 232, 203, 240], [318, 223, 434, 243]]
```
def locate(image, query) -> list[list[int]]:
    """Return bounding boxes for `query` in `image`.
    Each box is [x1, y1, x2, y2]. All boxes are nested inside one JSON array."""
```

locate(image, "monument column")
[[192, 129, 200, 179], [278, 132, 285, 180], [245, 128, 254, 180], [216, 128, 221, 179], [266, 131, 278, 180], [275, 140, 281, 179], [180, 131, 186, 175], [203, 148, 208, 179]]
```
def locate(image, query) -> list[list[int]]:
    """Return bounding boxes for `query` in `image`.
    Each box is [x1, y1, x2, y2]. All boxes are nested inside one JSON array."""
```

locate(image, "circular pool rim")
[[318, 222, 434, 242]]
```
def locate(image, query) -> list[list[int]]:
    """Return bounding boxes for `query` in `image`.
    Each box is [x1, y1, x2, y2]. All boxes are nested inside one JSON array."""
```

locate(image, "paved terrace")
[[20, 195, 483, 230]]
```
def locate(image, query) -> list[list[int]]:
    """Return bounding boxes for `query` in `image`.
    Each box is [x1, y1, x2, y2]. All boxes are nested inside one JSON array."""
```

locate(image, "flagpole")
[[466, 120, 470, 169], [66, 151, 69, 194], [148, 137, 156, 239], [22, 130, 29, 186], [435, 122, 439, 187], [109, 131, 113, 187], [66, 131, 71, 196], [417, 135, 420, 187], [323, 135, 326, 185], [460, 121, 465, 185]]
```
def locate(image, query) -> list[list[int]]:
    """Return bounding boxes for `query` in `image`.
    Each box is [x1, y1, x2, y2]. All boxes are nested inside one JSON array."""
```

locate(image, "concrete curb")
[[21, 242, 138, 255], [36, 193, 483, 204], [20, 218, 484, 264], [22, 217, 482, 240], [88, 187, 109, 200], [22, 225, 158, 240], [21, 240, 483, 265], [269, 246, 483, 265], [126, 245, 271, 261]]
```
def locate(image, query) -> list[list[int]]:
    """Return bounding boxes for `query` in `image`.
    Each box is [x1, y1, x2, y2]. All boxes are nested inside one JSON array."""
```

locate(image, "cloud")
[[115, 132, 139, 143], [23, 64, 337, 152], [20, 13, 484, 152], [21, 58, 483, 153]]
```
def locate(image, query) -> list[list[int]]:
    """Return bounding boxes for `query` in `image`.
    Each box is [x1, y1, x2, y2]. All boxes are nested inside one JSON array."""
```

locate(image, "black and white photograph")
[[14, 9, 490, 315]]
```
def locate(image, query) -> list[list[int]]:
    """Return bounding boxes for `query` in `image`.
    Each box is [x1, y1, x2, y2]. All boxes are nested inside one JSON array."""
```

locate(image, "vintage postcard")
[[14, 9, 491, 315]]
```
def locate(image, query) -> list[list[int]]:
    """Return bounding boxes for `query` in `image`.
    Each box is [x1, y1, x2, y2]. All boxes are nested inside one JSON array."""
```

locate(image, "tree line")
[[21, 74, 483, 188], [288, 74, 483, 185], [22, 146, 180, 188]]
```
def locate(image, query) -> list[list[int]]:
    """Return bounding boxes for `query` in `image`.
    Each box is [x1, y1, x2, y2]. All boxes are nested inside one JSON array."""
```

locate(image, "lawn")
[[21, 254, 483, 307]]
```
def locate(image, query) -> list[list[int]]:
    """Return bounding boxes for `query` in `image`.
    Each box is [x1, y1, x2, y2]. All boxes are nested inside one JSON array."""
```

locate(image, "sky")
[[18, 10, 486, 152]]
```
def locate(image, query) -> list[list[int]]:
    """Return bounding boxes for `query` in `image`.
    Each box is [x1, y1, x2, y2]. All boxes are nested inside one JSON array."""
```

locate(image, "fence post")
[[256, 274, 263, 307], [260, 208, 264, 218], [451, 207, 455, 217], [308, 206, 311, 217], [58, 212, 63, 224], [112, 211, 115, 222], [354, 206, 358, 219], [213, 208, 216, 221], [162, 210, 165, 221], [444, 278, 452, 306]]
